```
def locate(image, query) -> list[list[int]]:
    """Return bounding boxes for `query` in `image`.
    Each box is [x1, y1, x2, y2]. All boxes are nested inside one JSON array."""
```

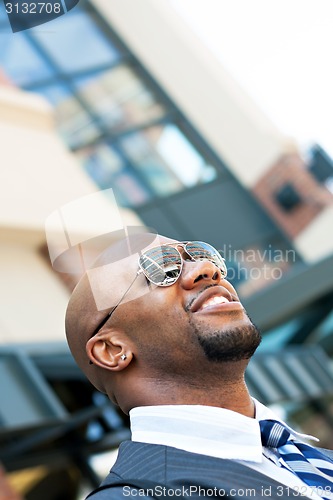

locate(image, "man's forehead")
[[94, 233, 177, 267], [85, 233, 177, 312]]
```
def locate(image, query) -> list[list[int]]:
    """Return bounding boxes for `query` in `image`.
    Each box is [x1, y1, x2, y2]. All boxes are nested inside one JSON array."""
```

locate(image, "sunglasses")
[[91, 241, 227, 337]]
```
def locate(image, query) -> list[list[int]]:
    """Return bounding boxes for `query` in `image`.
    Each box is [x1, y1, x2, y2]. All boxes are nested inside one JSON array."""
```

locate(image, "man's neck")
[[118, 373, 255, 417]]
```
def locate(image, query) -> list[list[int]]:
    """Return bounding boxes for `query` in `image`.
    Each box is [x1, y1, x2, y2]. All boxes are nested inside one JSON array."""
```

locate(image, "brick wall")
[[252, 153, 333, 239]]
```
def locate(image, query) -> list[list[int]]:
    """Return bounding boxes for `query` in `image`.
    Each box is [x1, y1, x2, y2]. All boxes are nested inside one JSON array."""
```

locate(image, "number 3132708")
[[5, 3, 61, 14]]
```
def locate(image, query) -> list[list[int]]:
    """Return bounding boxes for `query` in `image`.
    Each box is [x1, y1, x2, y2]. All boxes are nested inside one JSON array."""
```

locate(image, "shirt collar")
[[129, 399, 316, 463]]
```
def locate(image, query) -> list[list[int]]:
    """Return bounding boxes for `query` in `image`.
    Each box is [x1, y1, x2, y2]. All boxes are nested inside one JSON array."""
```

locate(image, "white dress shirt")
[[130, 399, 324, 499]]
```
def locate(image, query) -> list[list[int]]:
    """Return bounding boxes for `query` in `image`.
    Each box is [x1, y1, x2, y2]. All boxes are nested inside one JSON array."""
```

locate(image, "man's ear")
[[86, 330, 133, 371]]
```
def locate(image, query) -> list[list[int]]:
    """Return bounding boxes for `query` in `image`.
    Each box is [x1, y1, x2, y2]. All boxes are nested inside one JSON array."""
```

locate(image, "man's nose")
[[180, 259, 222, 290]]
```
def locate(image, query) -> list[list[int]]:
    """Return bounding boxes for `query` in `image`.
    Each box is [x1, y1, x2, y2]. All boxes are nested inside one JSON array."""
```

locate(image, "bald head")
[[65, 232, 176, 378]]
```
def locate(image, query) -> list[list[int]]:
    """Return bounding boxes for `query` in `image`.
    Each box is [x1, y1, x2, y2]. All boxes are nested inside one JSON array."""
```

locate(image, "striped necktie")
[[260, 419, 333, 500]]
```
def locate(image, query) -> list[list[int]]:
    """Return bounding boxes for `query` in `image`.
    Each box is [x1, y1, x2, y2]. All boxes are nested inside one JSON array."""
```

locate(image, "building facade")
[[1, 1, 333, 497]]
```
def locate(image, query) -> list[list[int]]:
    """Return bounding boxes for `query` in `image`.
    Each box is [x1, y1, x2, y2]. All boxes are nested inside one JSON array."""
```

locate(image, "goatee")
[[194, 320, 262, 362]]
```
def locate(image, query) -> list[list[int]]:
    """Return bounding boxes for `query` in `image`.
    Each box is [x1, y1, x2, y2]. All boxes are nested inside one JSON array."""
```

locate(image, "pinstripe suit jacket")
[[88, 441, 333, 499]]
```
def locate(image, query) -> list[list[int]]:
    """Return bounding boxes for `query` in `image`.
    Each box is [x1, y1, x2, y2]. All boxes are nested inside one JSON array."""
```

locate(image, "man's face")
[[108, 237, 261, 374]]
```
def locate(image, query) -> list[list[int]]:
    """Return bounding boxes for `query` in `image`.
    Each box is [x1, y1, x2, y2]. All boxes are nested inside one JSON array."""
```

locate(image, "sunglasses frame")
[[138, 241, 227, 287]]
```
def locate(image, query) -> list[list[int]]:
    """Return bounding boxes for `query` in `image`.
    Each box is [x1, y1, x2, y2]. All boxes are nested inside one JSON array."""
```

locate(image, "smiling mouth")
[[195, 294, 243, 315], [200, 295, 230, 310], [188, 285, 242, 314]]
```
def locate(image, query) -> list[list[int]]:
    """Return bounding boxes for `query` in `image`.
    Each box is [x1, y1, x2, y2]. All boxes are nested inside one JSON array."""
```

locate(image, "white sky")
[[169, 0, 333, 158]]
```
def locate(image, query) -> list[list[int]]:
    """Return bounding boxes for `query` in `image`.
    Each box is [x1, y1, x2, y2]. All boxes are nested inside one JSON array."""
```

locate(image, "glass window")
[[0, 4, 223, 210], [76, 145, 151, 207], [38, 84, 101, 147], [156, 124, 217, 186], [58, 102, 101, 148], [59, 104, 101, 148], [74, 65, 166, 132], [76, 144, 124, 187], [30, 9, 120, 73], [112, 172, 152, 207], [0, 32, 54, 85], [120, 124, 217, 196], [36, 82, 71, 106], [0, 5, 9, 24]]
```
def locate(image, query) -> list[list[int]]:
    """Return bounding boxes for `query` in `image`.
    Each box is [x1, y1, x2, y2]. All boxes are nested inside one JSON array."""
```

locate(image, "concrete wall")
[[0, 241, 68, 343], [0, 84, 142, 343], [294, 206, 333, 263]]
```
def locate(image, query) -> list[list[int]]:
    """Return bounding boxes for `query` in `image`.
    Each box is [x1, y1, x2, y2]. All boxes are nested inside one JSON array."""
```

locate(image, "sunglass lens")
[[186, 242, 227, 277], [139, 246, 182, 286]]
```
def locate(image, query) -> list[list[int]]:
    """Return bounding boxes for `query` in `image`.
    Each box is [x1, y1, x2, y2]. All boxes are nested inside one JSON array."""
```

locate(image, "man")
[[65, 234, 333, 499]]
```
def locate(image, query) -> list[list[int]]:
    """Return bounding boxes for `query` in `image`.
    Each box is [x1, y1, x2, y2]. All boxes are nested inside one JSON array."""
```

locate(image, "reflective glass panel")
[[56, 98, 100, 148], [38, 84, 101, 148], [120, 124, 217, 196], [37, 82, 70, 106], [0, 33, 54, 85], [58, 103, 100, 149], [76, 146, 151, 207], [0, 5, 9, 24], [30, 10, 120, 73], [76, 144, 124, 188], [75, 65, 166, 132], [112, 172, 152, 207]]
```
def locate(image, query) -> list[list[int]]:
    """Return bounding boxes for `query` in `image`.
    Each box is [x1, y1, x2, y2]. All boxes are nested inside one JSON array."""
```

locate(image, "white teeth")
[[201, 295, 229, 310]]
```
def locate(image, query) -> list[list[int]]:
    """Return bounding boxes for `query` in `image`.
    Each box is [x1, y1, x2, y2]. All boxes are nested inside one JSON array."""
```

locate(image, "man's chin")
[[195, 322, 262, 363]]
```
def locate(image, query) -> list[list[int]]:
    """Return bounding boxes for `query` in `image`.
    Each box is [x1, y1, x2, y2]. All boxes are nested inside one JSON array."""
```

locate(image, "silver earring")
[[120, 354, 127, 360]]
